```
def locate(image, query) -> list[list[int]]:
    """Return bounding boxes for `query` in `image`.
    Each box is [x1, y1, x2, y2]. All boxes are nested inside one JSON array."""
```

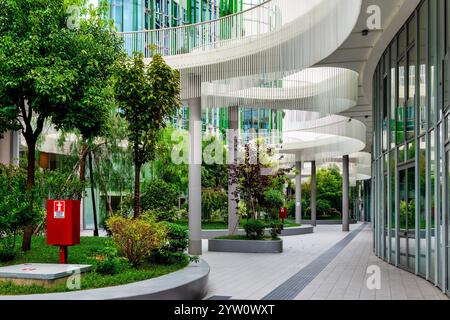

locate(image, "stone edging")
[[301, 219, 358, 225], [208, 238, 283, 253], [0, 260, 210, 300], [201, 225, 314, 239]]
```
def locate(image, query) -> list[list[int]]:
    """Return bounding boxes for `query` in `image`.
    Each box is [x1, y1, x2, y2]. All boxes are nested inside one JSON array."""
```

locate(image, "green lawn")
[[0, 237, 188, 295], [176, 219, 300, 230]]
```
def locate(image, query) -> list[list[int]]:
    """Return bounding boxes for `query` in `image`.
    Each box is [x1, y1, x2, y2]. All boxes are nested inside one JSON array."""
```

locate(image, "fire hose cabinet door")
[[46, 200, 81, 246]]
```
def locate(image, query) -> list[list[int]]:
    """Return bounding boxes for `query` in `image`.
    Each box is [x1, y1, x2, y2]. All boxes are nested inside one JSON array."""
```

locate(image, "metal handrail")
[[116, 0, 273, 35], [115, 0, 282, 58]]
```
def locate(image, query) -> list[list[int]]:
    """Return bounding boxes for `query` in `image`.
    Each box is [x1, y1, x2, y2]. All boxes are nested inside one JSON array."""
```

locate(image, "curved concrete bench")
[[301, 219, 358, 225], [201, 225, 314, 239], [0, 260, 210, 300]]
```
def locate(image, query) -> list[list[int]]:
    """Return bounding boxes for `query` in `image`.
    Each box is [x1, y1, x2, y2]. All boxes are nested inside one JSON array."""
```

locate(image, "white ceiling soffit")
[[315, 0, 419, 151]]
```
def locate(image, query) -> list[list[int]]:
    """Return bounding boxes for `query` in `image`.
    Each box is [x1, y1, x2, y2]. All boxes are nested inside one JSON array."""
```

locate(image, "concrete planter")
[[0, 260, 210, 300], [301, 219, 358, 225], [201, 225, 314, 239], [208, 238, 283, 253]]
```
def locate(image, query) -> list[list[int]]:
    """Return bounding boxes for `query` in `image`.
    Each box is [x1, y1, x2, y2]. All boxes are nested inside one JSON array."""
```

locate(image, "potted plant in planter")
[[209, 219, 284, 253], [209, 139, 291, 253]]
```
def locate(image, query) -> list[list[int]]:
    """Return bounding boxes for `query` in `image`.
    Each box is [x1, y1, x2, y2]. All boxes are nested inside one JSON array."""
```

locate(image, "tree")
[[0, 0, 125, 250], [301, 164, 343, 217], [115, 53, 181, 218], [229, 139, 291, 220]]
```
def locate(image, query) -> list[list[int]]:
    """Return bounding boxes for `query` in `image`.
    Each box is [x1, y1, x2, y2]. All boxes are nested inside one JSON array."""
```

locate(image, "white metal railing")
[[116, 0, 281, 58]]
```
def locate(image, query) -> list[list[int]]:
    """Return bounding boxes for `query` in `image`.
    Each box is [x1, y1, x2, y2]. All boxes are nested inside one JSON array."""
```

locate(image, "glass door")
[[398, 165, 416, 271]]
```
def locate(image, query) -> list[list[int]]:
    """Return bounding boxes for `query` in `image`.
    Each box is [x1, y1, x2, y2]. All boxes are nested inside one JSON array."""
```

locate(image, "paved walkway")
[[202, 223, 448, 300]]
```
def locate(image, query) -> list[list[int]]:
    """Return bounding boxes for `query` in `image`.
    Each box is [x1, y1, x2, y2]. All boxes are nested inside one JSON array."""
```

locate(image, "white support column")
[[188, 97, 202, 255], [343, 155, 350, 232], [228, 106, 239, 235], [11, 131, 20, 165], [0, 131, 12, 164], [295, 161, 302, 224], [311, 161, 317, 227]]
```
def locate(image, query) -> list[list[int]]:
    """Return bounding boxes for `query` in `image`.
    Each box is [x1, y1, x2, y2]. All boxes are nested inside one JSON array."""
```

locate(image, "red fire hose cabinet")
[[46, 200, 81, 261]]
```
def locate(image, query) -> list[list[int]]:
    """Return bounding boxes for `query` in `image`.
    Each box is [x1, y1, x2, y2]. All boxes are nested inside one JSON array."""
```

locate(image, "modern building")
[[108, 0, 284, 139], [2, 0, 450, 298], [371, 0, 450, 294]]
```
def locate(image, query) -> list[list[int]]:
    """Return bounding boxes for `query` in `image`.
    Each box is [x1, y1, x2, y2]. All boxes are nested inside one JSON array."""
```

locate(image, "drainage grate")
[[262, 223, 367, 300]]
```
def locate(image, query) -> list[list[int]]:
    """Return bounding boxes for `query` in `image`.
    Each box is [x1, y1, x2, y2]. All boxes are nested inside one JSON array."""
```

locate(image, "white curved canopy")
[[118, 0, 362, 101], [279, 112, 366, 162]]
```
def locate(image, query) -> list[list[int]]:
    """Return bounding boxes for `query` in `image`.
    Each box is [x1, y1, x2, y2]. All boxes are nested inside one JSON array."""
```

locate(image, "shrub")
[[0, 244, 16, 263], [141, 179, 179, 212], [150, 222, 189, 265], [262, 189, 285, 219], [238, 201, 248, 219], [286, 200, 295, 218], [243, 219, 266, 240], [269, 222, 283, 240], [107, 216, 167, 267], [92, 246, 125, 275], [0, 164, 43, 242], [202, 189, 227, 222], [142, 206, 179, 222]]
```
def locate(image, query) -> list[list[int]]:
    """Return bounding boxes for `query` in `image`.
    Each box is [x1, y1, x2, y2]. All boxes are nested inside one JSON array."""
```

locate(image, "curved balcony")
[[116, 0, 362, 100]]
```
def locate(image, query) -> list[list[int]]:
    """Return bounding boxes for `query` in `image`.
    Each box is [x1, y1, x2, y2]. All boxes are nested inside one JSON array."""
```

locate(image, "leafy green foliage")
[[141, 179, 179, 213], [229, 140, 291, 219], [150, 222, 189, 265], [0, 236, 188, 295], [148, 127, 189, 194], [301, 165, 343, 217], [202, 135, 228, 189], [0, 0, 125, 249], [262, 189, 285, 219], [202, 189, 228, 222], [92, 245, 127, 276], [114, 53, 181, 217], [243, 219, 266, 240], [107, 216, 167, 267], [0, 247, 16, 262], [0, 0, 125, 146], [268, 222, 283, 240], [39, 169, 86, 200], [0, 164, 44, 243]]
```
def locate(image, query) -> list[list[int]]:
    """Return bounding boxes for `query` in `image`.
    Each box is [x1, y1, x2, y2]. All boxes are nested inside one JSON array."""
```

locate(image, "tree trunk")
[[93, 152, 113, 216], [133, 162, 142, 219], [22, 137, 36, 252], [79, 143, 88, 183], [88, 151, 99, 237]]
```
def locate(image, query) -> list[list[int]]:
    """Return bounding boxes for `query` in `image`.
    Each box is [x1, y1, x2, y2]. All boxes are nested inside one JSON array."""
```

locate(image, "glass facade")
[[373, 0, 450, 294]]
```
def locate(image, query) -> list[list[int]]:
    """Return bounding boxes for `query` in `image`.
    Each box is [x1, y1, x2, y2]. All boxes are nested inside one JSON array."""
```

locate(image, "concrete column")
[[295, 161, 302, 224], [0, 131, 12, 164], [311, 161, 317, 226], [228, 106, 239, 235], [342, 155, 350, 232], [11, 131, 20, 165], [188, 97, 202, 255]]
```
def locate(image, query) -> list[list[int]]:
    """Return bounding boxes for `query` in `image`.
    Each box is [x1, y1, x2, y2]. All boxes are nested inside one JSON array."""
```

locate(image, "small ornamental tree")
[[0, 0, 125, 250], [115, 53, 181, 218], [229, 139, 291, 220]]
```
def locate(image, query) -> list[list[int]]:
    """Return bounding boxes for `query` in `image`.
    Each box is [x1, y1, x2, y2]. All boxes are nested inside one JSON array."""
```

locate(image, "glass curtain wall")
[[373, 0, 450, 295]]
